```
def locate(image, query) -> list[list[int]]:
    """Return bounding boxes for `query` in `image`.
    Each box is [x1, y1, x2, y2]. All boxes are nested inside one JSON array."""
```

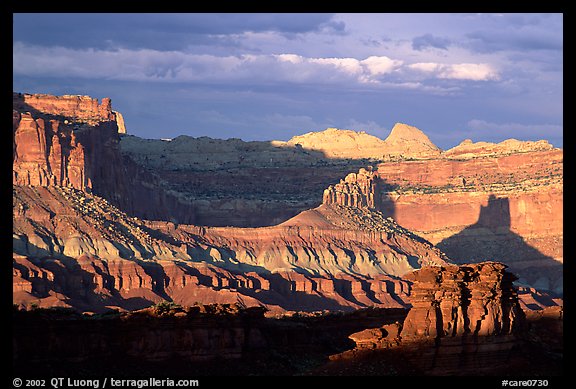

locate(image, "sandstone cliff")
[[323, 157, 562, 295], [13, 92, 195, 223], [13, 92, 115, 124], [113, 110, 127, 134], [12, 92, 562, 304], [398, 262, 527, 374], [375, 152, 563, 294]]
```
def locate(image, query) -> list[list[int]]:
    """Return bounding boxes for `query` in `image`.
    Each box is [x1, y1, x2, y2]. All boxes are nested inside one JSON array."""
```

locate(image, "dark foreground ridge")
[[13, 263, 562, 377]]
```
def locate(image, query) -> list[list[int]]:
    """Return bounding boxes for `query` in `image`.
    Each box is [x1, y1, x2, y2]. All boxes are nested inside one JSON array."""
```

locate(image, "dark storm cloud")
[[412, 34, 451, 51], [463, 13, 562, 53], [12, 13, 562, 149], [466, 30, 563, 53], [13, 13, 340, 51]]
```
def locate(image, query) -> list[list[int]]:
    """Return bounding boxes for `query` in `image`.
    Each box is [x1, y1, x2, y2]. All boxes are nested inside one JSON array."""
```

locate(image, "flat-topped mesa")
[[444, 138, 555, 159], [13, 92, 116, 125], [323, 167, 379, 208], [400, 262, 525, 342], [12, 92, 124, 191]]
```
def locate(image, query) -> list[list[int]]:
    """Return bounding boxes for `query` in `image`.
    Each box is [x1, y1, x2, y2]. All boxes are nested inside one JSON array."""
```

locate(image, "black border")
[[7, 4, 567, 387]]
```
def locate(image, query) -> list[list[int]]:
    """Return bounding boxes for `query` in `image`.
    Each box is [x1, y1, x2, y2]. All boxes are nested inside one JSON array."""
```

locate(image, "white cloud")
[[309, 57, 363, 75], [12, 41, 501, 96], [408, 62, 499, 81], [440, 63, 499, 80], [361, 56, 402, 76], [275, 54, 303, 64], [12, 43, 418, 88], [408, 62, 440, 72]]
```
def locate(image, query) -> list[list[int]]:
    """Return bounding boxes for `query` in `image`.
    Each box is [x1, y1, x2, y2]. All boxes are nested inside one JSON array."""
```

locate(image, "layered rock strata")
[[12, 92, 561, 305], [13, 185, 449, 313]]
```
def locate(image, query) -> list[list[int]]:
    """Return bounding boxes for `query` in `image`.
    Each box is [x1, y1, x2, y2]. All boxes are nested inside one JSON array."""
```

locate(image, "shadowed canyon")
[[12, 93, 562, 376]]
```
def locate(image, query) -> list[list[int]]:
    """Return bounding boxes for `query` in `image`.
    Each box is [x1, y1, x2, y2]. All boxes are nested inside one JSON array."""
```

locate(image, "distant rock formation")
[[375, 151, 563, 295], [384, 122, 441, 157], [445, 138, 554, 159], [322, 157, 563, 296], [12, 92, 562, 302], [323, 167, 380, 208], [287, 128, 388, 159], [287, 124, 441, 160]]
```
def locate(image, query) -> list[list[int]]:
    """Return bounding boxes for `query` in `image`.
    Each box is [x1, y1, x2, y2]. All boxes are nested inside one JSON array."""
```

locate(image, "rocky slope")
[[13, 185, 450, 313]]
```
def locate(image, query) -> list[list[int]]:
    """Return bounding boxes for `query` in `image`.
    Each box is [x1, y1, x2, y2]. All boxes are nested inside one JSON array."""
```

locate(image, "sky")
[[13, 13, 563, 149]]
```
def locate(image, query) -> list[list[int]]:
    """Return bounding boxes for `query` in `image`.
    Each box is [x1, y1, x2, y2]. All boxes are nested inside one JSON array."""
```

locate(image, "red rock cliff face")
[[376, 152, 563, 294], [12, 92, 120, 191], [340, 263, 531, 375], [326, 156, 562, 295], [13, 111, 88, 189], [13, 92, 196, 224]]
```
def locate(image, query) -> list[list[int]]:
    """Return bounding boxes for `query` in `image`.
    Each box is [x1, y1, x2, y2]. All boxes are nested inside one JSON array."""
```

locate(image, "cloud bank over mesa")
[[13, 13, 562, 148]]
